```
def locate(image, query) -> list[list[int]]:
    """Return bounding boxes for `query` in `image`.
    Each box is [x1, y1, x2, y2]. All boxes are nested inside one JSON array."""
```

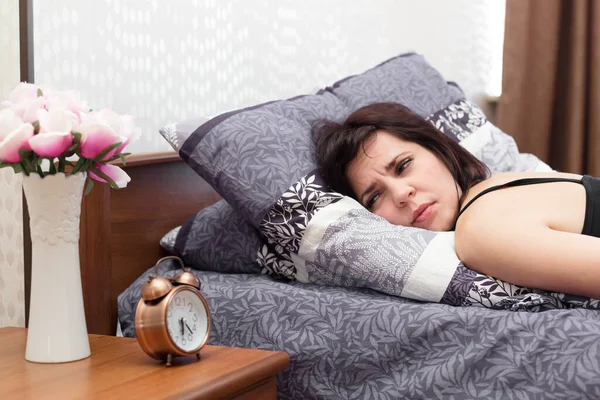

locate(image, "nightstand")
[[0, 327, 289, 399]]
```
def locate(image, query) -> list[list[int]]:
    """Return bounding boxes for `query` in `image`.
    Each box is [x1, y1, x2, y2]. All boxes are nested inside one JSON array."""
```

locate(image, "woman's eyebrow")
[[358, 152, 406, 204], [385, 153, 406, 172], [359, 183, 377, 206]]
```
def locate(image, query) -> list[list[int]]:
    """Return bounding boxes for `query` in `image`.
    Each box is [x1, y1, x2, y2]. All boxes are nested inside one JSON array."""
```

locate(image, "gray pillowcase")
[[175, 52, 462, 227], [161, 200, 263, 274]]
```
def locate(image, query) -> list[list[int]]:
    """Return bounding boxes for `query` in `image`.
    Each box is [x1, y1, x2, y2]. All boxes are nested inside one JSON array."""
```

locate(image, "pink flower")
[[27, 108, 74, 158], [45, 89, 89, 128], [0, 110, 34, 163], [78, 112, 123, 160], [29, 132, 72, 158], [17, 96, 48, 123], [0, 108, 24, 139], [5, 82, 38, 105], [88, 163, 131, 188], [2, 83, 48, 123], [38, 107, 74, 134], [89, 109, 139, 153]]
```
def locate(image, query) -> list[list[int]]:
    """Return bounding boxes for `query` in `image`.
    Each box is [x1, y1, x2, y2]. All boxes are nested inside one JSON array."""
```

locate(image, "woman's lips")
[[413, 203, 434, 224]]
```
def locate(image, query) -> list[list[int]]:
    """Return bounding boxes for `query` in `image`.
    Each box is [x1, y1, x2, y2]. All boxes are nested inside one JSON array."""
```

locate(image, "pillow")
[[175, 53, 463, 227], [160, 52, 552, 307], [160, 200, 263, 274]]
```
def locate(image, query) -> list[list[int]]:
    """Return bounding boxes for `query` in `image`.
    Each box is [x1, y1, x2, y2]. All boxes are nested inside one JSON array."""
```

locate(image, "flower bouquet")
[[0, 82, 138, 191], [0, 82, 139, 363]]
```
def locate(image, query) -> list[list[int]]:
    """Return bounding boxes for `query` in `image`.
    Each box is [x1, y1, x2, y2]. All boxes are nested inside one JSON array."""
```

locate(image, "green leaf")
[[84, 178, 94, 195], [37, 88, 43, 97], [119, 153, 127, 166], [93, 141, 122, 163], [65, 132, 83, 158], [89, 165, 119, 189], [12, 164, 24, 174], [17, 162, 28, 176], [71, 157, 86, 174], [72, 131, 82, 145], [48, 159, 57, 175], [19, 149, 35, 175], [0, 163, 13, 170], [106, 154, 121, 162], [64, 143, 80, 157], [18, 148, 31, 162], [67, 143, 79, 152]]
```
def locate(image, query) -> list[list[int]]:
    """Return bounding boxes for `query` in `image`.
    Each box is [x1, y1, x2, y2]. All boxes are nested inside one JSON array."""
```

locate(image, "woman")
[[314, 102, 600, 299]]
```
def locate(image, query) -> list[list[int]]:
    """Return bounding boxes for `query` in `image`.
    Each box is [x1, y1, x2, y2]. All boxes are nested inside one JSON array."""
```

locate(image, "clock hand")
[[185, 321, 194, 335], [179, 318, 184, 335]]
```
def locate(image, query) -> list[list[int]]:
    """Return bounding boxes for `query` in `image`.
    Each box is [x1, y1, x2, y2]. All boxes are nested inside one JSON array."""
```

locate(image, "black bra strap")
[[455, 177, 583, 225]]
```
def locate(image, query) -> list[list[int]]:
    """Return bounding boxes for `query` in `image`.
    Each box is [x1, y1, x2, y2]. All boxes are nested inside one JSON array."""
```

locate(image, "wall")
[[32, 0, 505, 154], [0, 0, 26, 328]]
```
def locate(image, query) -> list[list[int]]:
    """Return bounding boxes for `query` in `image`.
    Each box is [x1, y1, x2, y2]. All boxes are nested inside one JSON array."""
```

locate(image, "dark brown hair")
[[313, 102, 489, 203]]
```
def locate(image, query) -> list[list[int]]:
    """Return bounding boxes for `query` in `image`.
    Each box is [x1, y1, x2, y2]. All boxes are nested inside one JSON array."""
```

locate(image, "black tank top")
[[454, 175, 600, 238]]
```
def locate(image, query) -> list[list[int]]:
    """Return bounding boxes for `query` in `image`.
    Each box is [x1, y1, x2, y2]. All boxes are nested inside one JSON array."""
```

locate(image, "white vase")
[[22, 172, 91, 363]]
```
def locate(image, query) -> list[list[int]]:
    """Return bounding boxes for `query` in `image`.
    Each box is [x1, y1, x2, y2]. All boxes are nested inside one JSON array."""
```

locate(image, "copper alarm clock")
[[135, 256, 211, 366]]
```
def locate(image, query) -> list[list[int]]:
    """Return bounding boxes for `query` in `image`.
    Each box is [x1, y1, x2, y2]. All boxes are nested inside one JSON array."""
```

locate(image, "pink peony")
[[29, 132, 72, 158], [5, 82, 39, 105], [26, 108, 74, 158], [0, 108, 34, 163], [78, 111, 123, 160], [45, 89, 89, 128], [0, 108, 24, 139], [88, 163, 131, 188], [0, 124, 34, 163]]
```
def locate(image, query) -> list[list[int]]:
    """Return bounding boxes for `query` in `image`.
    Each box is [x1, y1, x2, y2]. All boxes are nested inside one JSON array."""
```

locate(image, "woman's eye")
[[366, 193, 380, 209], [396, 158, 412, 175]]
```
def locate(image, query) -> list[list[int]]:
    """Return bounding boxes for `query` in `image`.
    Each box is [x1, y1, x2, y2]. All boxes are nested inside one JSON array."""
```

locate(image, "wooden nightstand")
[[0, 327, 289, 399]]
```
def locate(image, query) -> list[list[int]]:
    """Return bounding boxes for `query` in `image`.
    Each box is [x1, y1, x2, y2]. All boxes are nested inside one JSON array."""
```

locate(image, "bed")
[[74, 151, 600, 400]]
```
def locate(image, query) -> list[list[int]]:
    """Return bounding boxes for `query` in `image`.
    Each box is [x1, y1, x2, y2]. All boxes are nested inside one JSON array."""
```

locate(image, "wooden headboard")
[[78, 152, 221, 335]]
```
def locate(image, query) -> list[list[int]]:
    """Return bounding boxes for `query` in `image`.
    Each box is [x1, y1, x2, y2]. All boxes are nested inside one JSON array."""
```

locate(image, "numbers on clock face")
[[166, 288, 208, 352]]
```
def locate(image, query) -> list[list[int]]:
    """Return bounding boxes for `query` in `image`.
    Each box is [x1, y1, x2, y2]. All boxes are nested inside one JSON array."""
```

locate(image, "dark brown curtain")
[[497, 0, 600, 175]]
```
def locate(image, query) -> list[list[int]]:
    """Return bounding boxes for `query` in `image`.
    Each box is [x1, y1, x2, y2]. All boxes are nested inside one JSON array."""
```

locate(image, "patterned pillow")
[[160, 52, 552, 307], [160, 200, 263, 274], [173, 53, 465, 227]]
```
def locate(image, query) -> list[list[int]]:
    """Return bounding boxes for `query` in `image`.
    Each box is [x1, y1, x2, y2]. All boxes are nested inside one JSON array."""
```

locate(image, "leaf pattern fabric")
[[161, 200, 263, 274], [118, 259, 600, 400]]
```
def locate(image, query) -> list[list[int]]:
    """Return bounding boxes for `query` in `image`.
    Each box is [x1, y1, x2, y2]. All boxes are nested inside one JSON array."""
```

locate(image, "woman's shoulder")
[[454, 170, 589, 265], [456, 170, 586, 233], [467, 171, 583, 197]]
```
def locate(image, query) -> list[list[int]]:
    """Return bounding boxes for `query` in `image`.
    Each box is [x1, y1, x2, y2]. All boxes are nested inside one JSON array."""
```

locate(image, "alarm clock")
[[134, 256, 211, 366]]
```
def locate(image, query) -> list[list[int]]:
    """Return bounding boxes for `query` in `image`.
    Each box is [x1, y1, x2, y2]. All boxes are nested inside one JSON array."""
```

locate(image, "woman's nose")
[[392, 184, 415, 207]]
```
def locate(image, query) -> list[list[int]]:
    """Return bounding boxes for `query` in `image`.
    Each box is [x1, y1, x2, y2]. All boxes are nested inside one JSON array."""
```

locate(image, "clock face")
[[166, 288, 209, 352]]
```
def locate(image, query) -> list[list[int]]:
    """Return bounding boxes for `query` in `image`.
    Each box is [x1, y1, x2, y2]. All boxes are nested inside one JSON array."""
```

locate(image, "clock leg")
[[196, 353, 201, 360], [166, 353, 173, 367]]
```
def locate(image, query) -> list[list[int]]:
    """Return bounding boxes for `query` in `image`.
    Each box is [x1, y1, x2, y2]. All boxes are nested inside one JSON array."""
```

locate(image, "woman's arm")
[[455, 219, 600, 299]]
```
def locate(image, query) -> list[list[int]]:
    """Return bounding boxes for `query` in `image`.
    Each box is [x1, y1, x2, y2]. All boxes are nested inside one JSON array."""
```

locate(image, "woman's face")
[[346, 130, 460, 231]]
